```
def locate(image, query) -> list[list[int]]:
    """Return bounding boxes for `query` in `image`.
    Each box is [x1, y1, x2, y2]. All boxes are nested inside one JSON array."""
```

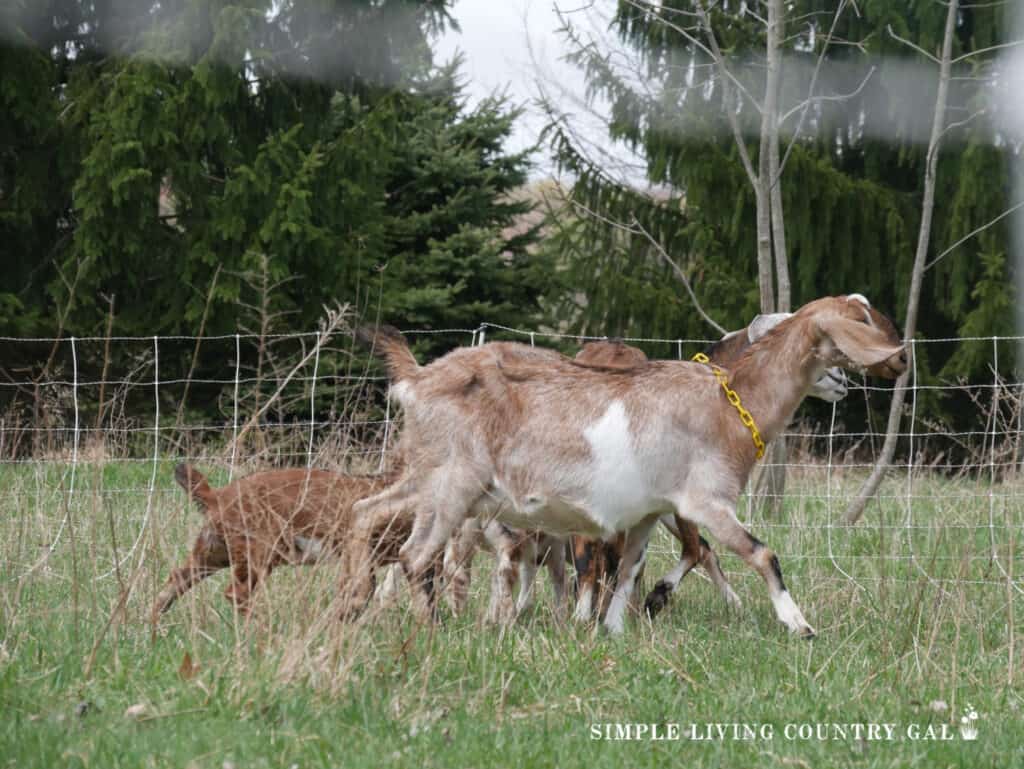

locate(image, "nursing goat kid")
[[442, 518, 568, 624], [345, 296, 905, 636]]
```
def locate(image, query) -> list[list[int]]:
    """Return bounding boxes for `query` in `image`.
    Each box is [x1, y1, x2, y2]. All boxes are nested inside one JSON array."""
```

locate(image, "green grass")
[[1, 459, 1021, 768]]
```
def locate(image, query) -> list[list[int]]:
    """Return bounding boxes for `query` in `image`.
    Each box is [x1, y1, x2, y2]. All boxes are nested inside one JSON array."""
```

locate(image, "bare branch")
[[925, 200, 1024, 272], [777, 0, 855, 180], [846, 0, 960, 524], [779, 65, 876, 125], [227, 304, 349, 455], [622, 0, 764, 114], [565, 198, 727, 335], [887, 23, 940, 63], [629, 216, 728, 335], [952, 38, 1024, 63]]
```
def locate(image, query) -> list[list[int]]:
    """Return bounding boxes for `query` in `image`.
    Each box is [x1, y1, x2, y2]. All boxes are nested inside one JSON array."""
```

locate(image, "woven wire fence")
[[1, 324, 1021, 598]]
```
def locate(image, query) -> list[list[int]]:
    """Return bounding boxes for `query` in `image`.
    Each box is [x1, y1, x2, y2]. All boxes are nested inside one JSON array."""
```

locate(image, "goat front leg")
[[479, 520, 518, 625], [225, 561, 272, 616], [688, 500, 814, 638], [602, 518, 659, 635]]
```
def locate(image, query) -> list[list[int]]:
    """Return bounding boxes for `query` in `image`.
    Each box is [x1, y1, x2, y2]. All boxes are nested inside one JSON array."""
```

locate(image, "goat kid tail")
[[174, 463, 216, 513], [355, 325, 420, 385]]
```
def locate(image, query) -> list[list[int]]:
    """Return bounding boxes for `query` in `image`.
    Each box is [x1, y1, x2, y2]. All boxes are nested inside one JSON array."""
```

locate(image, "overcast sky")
[[436, 0, 636, 179]]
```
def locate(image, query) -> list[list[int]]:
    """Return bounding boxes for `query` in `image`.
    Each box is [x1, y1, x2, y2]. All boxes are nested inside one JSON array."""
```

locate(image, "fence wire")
[[1, 325, 1021, 595]]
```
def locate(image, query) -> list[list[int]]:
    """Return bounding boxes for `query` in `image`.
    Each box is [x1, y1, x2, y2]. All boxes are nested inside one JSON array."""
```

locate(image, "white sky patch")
[[440, 2, 1023, 183], [437, 0, 644, 181]]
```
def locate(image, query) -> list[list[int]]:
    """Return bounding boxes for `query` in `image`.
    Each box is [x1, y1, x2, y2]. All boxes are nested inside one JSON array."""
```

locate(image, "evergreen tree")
[[545, 0, 1013, 374], [1, 1, 545, 346]]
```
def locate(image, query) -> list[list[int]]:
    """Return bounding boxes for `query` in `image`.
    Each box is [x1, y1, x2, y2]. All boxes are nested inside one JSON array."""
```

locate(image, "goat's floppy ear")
[[817, 313, 904, 368], [747, 313, 791, 343]]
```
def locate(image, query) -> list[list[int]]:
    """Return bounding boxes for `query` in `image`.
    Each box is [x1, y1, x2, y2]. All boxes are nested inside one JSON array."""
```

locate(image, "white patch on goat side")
[[582, 401, 656, 532]]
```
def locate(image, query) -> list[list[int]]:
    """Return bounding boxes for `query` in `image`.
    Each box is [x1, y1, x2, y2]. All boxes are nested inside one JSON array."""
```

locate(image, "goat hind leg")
[[400, 486, 480, 623], [571, 538, 603, 623], [442, 518, 481, 616]]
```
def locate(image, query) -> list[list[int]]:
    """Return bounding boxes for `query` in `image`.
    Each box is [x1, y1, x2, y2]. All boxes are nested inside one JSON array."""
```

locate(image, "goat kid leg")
[[656, 513, 740, 611], [339, 492, 417, 619], [602, 518, 658, 635], [571, 538, 603, 623], [151, 528, 230, 623], [696, 504, 814, 637], [151, 561, 225, 623], [442, 518, 482, 616], [513, 537, 540, 616], [544, 538, 569, 622], [396, 509, 441, 623], [644, 515, 702, 619], [225, 561, 271, 616], [480, 521, 518, 625], [485, 543, 518, 625], [374, 565, 402, 606]]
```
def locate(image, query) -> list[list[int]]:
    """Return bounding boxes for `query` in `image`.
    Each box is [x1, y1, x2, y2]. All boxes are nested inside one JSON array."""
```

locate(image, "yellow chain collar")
[[691, 352, 766, 460]]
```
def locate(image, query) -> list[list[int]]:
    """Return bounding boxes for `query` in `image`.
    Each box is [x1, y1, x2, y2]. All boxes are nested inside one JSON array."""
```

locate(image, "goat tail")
[[174, 463, 215, 513], [355, 325, 419, 384]]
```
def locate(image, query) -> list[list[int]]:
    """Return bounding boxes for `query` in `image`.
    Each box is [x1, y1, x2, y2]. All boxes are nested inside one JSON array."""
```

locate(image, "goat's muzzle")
[[867, 347, 908, 379]]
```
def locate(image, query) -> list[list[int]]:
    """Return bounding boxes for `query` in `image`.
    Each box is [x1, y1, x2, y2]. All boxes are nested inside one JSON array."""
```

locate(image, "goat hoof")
[[643, 581, 672, 619]]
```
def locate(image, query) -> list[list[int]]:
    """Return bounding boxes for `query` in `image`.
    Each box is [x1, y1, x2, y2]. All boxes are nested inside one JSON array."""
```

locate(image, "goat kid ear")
[[817, 312, 904, 368], [747, 313, 792, 343]]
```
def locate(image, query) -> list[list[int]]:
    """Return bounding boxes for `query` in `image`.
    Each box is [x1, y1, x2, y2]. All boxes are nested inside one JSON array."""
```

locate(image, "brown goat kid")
[[151, 465, 405, 623]]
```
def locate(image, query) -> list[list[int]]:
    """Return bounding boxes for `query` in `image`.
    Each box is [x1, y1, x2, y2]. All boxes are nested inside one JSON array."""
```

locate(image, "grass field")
[[1, 457, 1022, 768]]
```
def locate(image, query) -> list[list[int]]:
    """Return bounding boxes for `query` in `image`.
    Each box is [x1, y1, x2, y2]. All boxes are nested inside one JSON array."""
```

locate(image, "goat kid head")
[[796, 294, 906, 378]]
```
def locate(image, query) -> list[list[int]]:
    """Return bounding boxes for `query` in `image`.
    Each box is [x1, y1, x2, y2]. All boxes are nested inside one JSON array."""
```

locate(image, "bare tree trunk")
[[754, 0, 789, 513], [769, 139, 790, 313], [753, 0, 783, 314], [755, 188, 775, 313], [844, 0, 959, 524]]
